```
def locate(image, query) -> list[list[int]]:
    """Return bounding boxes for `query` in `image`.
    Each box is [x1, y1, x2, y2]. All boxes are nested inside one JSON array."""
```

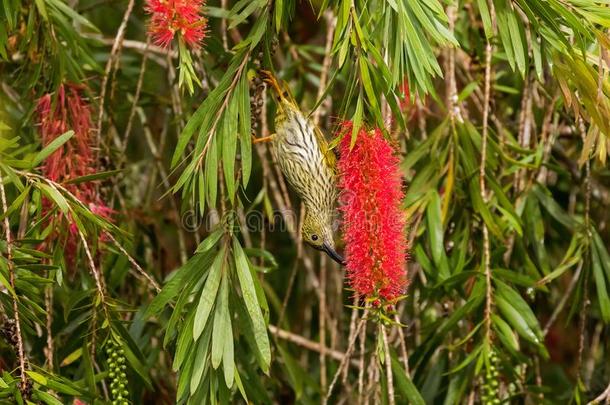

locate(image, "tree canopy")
[[1, 0, 610, 404]]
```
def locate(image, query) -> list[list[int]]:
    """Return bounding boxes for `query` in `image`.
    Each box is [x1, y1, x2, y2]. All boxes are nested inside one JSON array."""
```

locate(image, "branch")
[[381, 325, 395, 405], [268, 325, 356, 365], [324, 316, 368, 404], [0, 171, 29, 395], [95, 0, 136, 152], [481, 0, 496, 342]]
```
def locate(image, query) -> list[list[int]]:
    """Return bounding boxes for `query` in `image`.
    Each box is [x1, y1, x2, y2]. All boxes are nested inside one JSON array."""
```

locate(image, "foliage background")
[[1, 0, 610, 404]]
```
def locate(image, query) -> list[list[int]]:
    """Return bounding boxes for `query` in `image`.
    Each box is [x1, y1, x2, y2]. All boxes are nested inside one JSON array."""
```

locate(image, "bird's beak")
[[322, 242, 346, 266]]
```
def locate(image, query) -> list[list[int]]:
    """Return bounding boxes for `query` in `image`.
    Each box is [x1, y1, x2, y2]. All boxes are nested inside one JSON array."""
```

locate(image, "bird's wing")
[[313, 125, 337, 172]]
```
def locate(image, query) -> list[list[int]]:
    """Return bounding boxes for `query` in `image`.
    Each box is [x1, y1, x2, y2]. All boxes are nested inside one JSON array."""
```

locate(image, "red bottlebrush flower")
[[37, 84, 94, 187], [145, 0, 207, 49], [37, 84, 113, 262], [338, 122, 408, 301]]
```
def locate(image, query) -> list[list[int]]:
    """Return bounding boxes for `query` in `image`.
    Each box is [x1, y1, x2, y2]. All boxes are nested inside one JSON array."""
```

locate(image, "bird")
[[256, 70, 345, 265]]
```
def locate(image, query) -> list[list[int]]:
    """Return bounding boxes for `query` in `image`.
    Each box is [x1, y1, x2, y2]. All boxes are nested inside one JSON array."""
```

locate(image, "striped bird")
[[258, 70, 345, 265]]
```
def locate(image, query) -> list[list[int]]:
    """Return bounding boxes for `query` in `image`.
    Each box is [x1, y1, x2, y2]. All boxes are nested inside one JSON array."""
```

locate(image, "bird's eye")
[[311, 234, 318, 241], [283, 90, 289, 97]]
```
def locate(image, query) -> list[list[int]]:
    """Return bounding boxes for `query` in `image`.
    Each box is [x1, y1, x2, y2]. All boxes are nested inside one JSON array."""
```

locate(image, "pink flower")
[[337, 122, 408, 300], [37, 84, 93, 186], [37, 84, 113, 262], [145, 0, 207, 49]]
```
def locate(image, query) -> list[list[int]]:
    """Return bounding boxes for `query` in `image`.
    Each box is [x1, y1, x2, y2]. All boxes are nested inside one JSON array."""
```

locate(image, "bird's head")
[[302, 211, 345, 266], [259, 70, 299, 115]]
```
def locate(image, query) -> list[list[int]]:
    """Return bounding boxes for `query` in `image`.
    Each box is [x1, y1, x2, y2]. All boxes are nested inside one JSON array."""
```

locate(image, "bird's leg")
[[252, 133, 275, 144]]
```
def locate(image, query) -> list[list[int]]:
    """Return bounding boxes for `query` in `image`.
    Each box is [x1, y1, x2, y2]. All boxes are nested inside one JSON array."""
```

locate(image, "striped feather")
[[272, 108, 337, 216]]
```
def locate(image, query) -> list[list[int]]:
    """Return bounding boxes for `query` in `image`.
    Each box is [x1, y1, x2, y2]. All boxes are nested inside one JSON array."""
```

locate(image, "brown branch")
[[320, 254, 328, 392], [588, 381, 610, 405], [44, 283, 54, 370], [196, 54, 251, 168], [268, 325, 356, 365], [324, 317, 368, 404], [446, 4, 463, 124], [0, 171, 28, 394], [103, 231, 161, 293], [95, 0, 136, 152], [394, 313, 410, 376], [121, 39, 150, 154], [481, 0, 496, 342], [312, 10, 337, 127], [381, 325, 396, 405], [543, 261, 583, 336]]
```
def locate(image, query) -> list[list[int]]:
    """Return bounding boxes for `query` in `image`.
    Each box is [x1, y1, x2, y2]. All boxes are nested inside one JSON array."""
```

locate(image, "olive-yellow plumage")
[[259, 71, 344, 265]]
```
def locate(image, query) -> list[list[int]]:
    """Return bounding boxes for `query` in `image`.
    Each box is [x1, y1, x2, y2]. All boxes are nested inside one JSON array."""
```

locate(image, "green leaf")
[[591, 242, 610, 323], [426, 190, 443, 263], [31, 131, 73, 168], [63, 169, 121, 185], [211, 275, 230, 369], [146, 251, 211, 318], [25, 371, 47, 386], [205, 133, 219, 208], [33, 391, 63, 405], [495, 280, 543, 340], [233, 237, 271, 371], [391, 356, 425, 405], [222, 95, 238, 203], [193, 247, 226, 340], [38, 183, 69, 215], [195, 227, 224, 253], [0, 185, 30, 221], [492, 314, 520, 352], [496, 295, 536, 341], [237, 74, 252, 187]]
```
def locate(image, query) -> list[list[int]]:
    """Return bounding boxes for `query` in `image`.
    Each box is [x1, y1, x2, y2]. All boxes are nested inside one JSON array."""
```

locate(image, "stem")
[[0, 171, 28, 394], [325, 317, 367, 404], [95, 0, 136, 154], [382, 325, 395, 405], [481, 0, 496, 342]]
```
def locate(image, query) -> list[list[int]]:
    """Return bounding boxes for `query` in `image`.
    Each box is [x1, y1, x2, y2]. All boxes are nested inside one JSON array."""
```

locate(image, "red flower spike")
[[338, 122, 408, 301], [145, 0, 207, 49], [37, 84, 113, 263]]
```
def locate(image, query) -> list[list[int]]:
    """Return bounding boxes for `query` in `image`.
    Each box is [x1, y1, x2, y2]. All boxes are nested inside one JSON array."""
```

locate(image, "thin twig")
[[343, 295, 360, 384], [478, 0, 499, 348], [196, 54, 251, 168], [481, 21, 495, 341], [77, 230, 108, 308], [381, 325, 396, 405], [312, 10, 336, 127], [446, 3, 463, 124], [268, 325, 356, 365], [543, 261, 583, 336], [121, 39, 150, 154], [95, 0, 136, 152], [320, 254, 328, 393], [135, 105, 188, 264], [357, 311, 367, 404], [325, 317, 368, 404], [394, 313, 410, 376], [577, 117, 592, 381], [82, 34, 177, 59], [44, 283, 54, 370], [588, 382, 610, 405], [0, 171, 28, 393], [103, 231, 161, 292]]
